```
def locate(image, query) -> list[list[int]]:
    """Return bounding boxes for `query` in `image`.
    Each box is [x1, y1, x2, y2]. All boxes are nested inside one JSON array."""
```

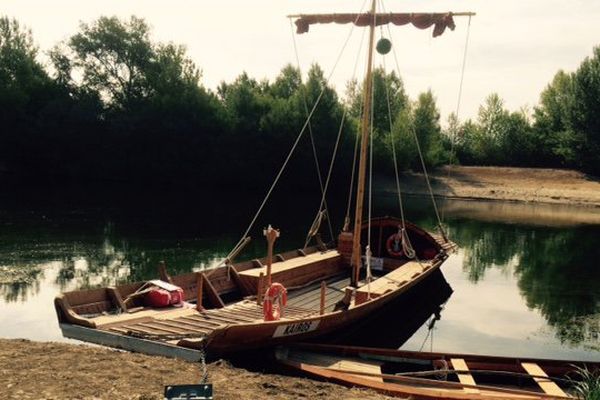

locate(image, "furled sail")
[[294, 13, 456, 37]]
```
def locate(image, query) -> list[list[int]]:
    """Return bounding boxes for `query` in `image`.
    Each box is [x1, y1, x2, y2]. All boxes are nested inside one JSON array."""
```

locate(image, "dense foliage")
[[451, 47, 600, 175], [1, 15, 599, 189]]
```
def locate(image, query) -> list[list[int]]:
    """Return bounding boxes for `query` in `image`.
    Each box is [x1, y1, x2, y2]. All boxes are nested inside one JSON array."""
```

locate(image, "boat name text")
[[273, 321, 320, 338]]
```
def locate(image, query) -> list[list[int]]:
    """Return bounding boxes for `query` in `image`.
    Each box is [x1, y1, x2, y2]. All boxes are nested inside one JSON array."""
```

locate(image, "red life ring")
[[263, 282, 287, 321], [386, 233, 404, 258]]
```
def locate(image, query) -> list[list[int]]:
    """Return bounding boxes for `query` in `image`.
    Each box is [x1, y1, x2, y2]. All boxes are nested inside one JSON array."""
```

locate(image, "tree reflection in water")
[[1, 198, 598, 350], [0, 269, 43, 303], [449, 220, 600, 349]]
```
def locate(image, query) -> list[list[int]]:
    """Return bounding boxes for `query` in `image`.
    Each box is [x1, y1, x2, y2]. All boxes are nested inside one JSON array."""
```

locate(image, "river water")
[[0, 186, 598, 361]]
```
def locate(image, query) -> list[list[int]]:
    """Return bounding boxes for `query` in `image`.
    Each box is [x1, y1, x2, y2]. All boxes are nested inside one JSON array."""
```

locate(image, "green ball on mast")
[[376, 38, 392, 55]]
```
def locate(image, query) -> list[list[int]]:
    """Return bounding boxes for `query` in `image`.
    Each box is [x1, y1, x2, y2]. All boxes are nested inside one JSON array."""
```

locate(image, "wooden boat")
[[54, 3, 472, 359], [275, 343, 600, 399], [55, 219, 454, 358]]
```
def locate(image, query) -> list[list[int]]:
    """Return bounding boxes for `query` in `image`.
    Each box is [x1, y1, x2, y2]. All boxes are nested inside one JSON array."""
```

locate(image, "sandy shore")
[[0, 339, 392, 400], [394, 166, 600, 208]]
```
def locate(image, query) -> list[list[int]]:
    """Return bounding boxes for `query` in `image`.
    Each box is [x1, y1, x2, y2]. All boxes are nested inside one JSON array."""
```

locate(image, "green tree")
[[571, 46, 600, 174], [456, 93, 537, 166], [269, 64, 302, 99], [412, 90, 448, 168], [51, 15, 228, 182], [0, 16, 73, 177], [63, 16, 154, 110], [347, 68, 410, 173], [0, 17, 48, 94], [348, 68, 407, 134], [533, 71, 582, 167]]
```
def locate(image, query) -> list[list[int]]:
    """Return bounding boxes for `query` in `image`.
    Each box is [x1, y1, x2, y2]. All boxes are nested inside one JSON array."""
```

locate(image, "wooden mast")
[[351, 0, 378, 286]]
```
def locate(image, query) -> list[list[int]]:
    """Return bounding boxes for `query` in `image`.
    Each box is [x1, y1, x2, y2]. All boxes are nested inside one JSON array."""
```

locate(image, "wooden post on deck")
[[320, 281, 326, 315], [263, 225, 280, 287], [196, 272, 204, 311], [158, 261, 172, 283], [257, 272, 265, 305]]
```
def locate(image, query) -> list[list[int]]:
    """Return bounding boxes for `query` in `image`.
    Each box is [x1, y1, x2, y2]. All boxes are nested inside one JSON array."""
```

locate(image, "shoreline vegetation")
[[1, 165, 599, 286], [1, 15, 600, 190], [0, 339, 392, 400]]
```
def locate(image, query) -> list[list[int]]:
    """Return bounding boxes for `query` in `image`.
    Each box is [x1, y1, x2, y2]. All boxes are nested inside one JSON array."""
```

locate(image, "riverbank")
[[0, 339, 392, 400], [393, 166, 600, 208]]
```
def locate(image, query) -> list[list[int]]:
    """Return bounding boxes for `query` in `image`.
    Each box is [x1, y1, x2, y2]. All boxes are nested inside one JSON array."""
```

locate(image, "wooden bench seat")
[[354, 261, 431, 305], [238, 250, 343, 292], [521, 362, 567, 397], [451, 358, 479, 393]]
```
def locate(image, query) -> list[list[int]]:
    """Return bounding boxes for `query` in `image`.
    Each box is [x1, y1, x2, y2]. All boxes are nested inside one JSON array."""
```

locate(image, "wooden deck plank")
[[238, 250, 340, 278], [173, 317, 220, 331], [354, 261, 430, 305], [149, 320, 208, 334], [287, 350, 383, 382], [200, 310, 256, 323], [124, 325, 170, 336], [521, 362, 567, 397], [93, 306, 197, 327], [184, 313, 241, 326], [287, 276, 349, 307], [451, 358, 479, 394], [178, 315, 226, 328], [138, 322, 188, 335], [196, 310, 251, 322]]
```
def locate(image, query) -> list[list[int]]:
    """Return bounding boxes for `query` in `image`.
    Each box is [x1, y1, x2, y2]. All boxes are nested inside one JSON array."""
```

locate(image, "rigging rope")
[[212, 2, 371, 273], [383, 21, 447, 242], [381, 43, 416, 260], [289, 19, 334, 242], [296, 1, 370, 248], [343, 27, 368, 232], [441, 15, 472, 223], [375, 0, 450, 242], [454, 16, 472, 130]]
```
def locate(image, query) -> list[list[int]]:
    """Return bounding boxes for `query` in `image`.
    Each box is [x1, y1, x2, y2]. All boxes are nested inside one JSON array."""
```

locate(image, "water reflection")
[[0, 193, 599, 358], [449, 222, 525, 282], [447, 219, 600, 350], [516, 227, 600, 349], [0, 271, 43, 303]]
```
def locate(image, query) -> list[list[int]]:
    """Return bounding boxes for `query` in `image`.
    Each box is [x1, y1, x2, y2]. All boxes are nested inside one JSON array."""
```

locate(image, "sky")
[[3, 0, 600, 122]]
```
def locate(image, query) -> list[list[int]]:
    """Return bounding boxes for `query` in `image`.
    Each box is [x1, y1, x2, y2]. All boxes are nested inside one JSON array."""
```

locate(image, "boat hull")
[[275, 343, 600, 400], [182, 257, 444, 356]]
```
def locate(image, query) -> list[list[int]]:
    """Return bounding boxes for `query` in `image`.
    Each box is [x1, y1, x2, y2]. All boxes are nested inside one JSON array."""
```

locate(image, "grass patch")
[[570, 366, 600, 400]]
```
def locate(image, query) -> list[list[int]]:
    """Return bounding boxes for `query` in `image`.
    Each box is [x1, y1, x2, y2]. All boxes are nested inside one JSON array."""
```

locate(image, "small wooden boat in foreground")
[[275, 343, 600, 400]]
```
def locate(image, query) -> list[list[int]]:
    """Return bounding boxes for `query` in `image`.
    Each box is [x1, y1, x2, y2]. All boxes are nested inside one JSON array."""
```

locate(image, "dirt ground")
[[0, 339, 393, 400], [397, 166, 600, 207]]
